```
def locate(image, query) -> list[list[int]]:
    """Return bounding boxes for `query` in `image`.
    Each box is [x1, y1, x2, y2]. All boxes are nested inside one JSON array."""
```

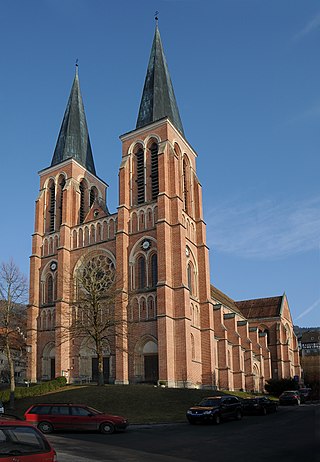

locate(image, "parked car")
[[279, 390, 300, 405], [24, 403, 128, 434], [186, 395, 243, 425], [241, 397, 278, 415], [298, 387, 312, 403], [0, 418, 57, 461]]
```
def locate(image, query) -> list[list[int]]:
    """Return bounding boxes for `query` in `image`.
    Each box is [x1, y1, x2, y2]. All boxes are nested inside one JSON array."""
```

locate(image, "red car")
[[0, 417, 57, 461], [24, 403, 128, 434]]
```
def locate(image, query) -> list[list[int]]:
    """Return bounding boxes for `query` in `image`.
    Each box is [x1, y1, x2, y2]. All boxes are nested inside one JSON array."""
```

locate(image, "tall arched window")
[[150, 254, 158, 288], [140, 298, 147, 320], [48, 180, 56, 232], [90, 187, 98, 207], [150, 143, 159, 200], [258, 326, 270, 345], [183, 156, 191, 216], [191, 333, 195, 360], [79, 179, 88, 224], [187, 263, 193, 295], [80, 181, 85, 223], [138, 256, 146, 289], [57, 175, 66, 229], [136, 148, 145, 204], [148, 297, 156, 319], [46, 274, 53, 304], [53, 274, 57, 301]]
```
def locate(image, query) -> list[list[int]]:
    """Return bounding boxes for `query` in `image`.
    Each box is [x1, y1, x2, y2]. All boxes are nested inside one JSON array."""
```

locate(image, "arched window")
[[136, 148, 145, 204], [79, 179, 88, 224], [148, 297, 156, 319], [56, 175, 66, 229], [183, 156, 192, 216], [137, 256, 146, 289], [48, 180, 55, 232], [258, 326, 270, 345], [140, 298, 147, 320], [187, 263, 193, 295], [151, 254, 158, 288], [191, 304, 195, 325], [53, 274, 57, 301], [46, 274, 53, 304], [150, 142, 159, 200], [191, 333, 195, 360], [183, 158, 188, 214], [90, 187, 98, 207]]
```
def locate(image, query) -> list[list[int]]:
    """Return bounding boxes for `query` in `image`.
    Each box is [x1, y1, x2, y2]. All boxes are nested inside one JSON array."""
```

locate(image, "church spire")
[[136, 23, 184, 136], [51, 64, 96, 175]]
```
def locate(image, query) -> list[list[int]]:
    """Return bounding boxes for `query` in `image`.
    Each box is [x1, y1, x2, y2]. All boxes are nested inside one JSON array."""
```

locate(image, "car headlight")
[[203, 410, 212, 415], [187, 410, 192, 414]]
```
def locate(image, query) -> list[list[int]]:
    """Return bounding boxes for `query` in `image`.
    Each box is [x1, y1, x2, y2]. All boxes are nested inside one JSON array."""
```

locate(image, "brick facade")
[[26, 26, 301, 391]]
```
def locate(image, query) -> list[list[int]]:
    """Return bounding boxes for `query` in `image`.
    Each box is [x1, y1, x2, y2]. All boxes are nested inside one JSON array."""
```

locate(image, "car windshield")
[[86, 406, 103, 415], [198, 398, 221, 407], [0, 425, 50, 456]]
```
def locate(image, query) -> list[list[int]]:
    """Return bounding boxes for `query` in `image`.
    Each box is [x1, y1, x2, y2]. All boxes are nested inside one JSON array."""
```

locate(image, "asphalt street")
[[47, 404, 319, 462]]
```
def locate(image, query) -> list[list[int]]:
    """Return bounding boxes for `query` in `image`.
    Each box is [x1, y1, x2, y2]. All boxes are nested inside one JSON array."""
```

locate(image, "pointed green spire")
[[51, 65, 96, 175], [136, 24, 184, 136]]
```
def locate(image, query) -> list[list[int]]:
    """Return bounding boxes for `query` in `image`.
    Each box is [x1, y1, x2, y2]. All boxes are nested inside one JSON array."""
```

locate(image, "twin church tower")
[[27, 24, 300, 390]]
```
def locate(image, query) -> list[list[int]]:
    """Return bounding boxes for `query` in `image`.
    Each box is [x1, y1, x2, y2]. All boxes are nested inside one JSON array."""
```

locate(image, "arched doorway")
[[253, 363, 260, 392], [143, 340, 158, 384], [79, 340, 110, 383], [42, 343, 55, 380]]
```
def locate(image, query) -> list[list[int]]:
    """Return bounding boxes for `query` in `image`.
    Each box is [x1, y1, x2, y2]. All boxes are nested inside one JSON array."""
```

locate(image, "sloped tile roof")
[[210, 285, 242, 315], [301, 330, 320, 344], [235, 296, 283, 319]]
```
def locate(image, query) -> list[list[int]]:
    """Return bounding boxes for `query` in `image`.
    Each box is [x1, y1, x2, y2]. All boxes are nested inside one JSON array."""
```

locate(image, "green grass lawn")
[[5, 385, 255, 424]]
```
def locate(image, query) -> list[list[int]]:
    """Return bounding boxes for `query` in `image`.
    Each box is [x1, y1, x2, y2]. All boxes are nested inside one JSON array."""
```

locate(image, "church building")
[[27, 24, 301, 391]]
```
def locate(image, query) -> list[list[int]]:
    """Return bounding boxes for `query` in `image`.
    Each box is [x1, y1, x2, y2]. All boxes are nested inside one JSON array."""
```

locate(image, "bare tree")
[[0, 260, 28, 408], [65, 254, 126, 386]]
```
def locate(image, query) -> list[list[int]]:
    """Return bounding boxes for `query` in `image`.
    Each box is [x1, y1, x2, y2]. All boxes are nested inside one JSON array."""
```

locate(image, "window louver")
[[137, 149, 145, 204], [150, 143, 159, 200]]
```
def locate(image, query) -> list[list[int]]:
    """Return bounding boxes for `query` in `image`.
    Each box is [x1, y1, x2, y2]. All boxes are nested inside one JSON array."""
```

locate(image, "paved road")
[[47, 404, 319, 462]]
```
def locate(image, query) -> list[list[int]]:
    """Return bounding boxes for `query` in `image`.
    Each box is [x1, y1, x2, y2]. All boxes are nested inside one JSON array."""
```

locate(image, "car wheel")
[[38, 421, 53, 434], [213, 414, 221, 425], [100, 422, 115, 434], [235, 409, 242, 420]]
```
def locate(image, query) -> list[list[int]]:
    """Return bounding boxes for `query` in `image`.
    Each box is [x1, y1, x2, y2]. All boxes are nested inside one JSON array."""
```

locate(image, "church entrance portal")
[[92, 357, 110, 383], [50, 358, 55, 379], [144, 354, 158, 383]]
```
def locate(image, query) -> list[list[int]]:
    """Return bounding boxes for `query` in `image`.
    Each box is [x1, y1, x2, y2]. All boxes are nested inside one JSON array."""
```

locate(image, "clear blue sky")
[[1, 0, 319, 327]]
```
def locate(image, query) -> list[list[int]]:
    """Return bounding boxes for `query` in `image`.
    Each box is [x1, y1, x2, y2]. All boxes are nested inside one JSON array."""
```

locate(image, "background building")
[[295, 328, 320, 385]]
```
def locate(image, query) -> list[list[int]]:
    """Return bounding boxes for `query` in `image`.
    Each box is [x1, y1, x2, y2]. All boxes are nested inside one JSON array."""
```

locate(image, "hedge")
[[0, 376, 67, 403]]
